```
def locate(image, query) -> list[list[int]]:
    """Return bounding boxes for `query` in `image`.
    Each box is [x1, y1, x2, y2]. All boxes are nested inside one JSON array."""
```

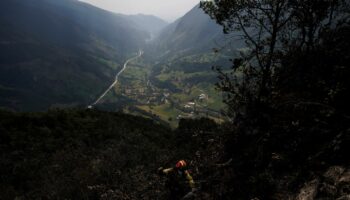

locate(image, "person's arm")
[[184, 170, 195, 189], [162, 168, 174, 174]]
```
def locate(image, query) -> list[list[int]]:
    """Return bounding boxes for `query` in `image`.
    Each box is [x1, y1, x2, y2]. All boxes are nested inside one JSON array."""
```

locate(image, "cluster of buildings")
[[121, 85, 170, 105], [120, 82, 212, 121], [177, 93, 209, 119]]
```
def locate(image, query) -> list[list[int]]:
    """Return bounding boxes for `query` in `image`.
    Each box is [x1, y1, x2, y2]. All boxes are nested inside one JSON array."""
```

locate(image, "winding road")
[[88, 50, 143, 108]]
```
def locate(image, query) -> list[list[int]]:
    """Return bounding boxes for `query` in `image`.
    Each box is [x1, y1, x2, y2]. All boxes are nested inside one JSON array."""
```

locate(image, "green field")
[[114, 53, 226, 127]]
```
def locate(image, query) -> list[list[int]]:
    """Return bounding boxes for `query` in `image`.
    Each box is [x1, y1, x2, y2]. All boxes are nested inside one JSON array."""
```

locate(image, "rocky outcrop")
[[296, 166, 350, 200]]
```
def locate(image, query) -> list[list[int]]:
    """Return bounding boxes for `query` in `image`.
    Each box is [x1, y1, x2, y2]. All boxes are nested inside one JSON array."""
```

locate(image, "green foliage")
[[195, 1, 350, 199], [1, 1, 349, 199], [0, 109, 175, 199]]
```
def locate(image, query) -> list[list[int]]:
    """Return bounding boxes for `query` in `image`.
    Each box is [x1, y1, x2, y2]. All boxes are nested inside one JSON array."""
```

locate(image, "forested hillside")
[[152, 4, 239, 58], [0, 0, 349, 199], [0, 109, 174, 199], [0, 109, 221, 199], [0, 0, 149, 111]]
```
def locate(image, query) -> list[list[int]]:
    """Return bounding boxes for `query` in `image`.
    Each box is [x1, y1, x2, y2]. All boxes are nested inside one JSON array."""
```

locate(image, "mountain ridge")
[[0, 0, 150, 111], [152, 4, 225, 58]]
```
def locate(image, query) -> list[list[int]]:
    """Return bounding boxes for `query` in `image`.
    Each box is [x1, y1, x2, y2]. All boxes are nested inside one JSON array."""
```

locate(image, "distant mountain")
[[150, 4, 246, 61], [152, 4, 226, 58], [121, 14, 168, 40], [0, 0, 148, 111]]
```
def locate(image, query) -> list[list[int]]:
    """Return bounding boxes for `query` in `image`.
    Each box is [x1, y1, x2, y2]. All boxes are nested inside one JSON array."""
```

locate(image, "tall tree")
[[200, 0, 349, 119], [197, 2, 350, 198]]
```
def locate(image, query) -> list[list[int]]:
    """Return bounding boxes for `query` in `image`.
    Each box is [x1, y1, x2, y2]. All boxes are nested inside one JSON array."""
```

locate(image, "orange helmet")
[[176, 160, 187, 169]]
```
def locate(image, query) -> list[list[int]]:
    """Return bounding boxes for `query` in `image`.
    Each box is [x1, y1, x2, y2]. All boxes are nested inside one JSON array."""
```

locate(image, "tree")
[[198, 1, 350, 198], [200, 0, 349, 120]]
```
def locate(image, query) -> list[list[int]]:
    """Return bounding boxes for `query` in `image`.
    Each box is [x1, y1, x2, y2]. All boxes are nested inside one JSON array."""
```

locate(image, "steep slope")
[[0, 109, 175, 199], [153, 4, 226, 58], [0, 0, 148, 111]]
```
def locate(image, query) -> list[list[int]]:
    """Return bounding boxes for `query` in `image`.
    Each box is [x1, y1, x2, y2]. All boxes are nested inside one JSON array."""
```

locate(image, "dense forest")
[[0, 109, 175, 199], [1, 0, 350, 199]]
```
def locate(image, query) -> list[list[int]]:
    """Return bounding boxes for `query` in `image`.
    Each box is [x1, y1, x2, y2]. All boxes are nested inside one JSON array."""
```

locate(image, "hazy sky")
[[78, 0, 200, 22]]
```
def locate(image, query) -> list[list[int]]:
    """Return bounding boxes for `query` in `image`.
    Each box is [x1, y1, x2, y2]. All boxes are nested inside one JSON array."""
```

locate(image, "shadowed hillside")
[[0, 109, 175, 199], [0, 0, 149, 111], [0, 0, 349, 199]]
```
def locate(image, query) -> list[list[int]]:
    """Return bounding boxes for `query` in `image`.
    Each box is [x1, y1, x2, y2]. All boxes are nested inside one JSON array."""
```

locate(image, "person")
[[159, 160, 196, 200]]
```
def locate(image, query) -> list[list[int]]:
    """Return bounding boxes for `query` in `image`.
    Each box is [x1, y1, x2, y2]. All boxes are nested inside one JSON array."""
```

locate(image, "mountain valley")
[[0, 0, 349, 199], [0, 0, 237, 126]]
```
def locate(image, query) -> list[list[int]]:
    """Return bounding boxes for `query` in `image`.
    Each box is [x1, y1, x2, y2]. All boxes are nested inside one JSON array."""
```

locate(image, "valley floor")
[[94, 52, 226, 127]]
